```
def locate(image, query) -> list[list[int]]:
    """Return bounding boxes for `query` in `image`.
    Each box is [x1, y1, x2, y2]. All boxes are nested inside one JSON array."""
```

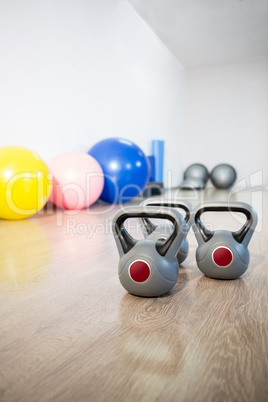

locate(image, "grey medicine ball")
[[210, 164, 237, 189], [184, 163, 209, 185]]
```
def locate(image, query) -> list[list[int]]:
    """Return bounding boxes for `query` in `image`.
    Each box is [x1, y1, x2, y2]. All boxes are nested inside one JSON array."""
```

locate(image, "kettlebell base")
[[197, 260, 248, 280], [119, 274, 177, 297], [127, 287, 175, 298], [201, 272, 244, 280]]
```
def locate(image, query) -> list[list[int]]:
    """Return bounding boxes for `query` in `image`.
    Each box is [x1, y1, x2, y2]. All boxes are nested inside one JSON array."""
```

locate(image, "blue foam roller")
[[152, 140, 164, 183], [148, 156, 155, 181]]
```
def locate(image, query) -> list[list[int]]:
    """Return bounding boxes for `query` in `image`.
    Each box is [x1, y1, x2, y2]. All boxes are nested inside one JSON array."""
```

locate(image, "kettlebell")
[[191, 202, 258, 279], [139, 198, 192, 264], [112, 206, 189, 297]]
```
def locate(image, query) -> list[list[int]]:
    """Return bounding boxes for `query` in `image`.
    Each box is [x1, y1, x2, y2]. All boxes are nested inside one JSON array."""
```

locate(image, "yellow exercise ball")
[[0, 146, 52, 220]]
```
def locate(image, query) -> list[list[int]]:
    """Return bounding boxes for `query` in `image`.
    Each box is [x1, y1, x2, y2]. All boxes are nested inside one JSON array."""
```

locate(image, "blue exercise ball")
[[88, 138, 150, 204]]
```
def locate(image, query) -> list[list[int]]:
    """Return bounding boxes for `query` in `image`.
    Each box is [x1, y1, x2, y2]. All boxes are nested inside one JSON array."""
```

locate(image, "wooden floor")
[[0, 188, 267, 402]]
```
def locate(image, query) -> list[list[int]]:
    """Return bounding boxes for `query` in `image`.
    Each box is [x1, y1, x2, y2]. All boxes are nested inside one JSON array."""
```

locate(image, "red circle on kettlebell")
[[129, 260, 151, 283], [212, 247, 233, 267]]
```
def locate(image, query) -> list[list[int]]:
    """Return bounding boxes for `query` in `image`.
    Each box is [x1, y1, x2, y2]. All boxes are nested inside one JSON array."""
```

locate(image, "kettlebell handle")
[[140, 198, 192, 236], [193, 202, 258, 247], [112, 206, 186, 257]]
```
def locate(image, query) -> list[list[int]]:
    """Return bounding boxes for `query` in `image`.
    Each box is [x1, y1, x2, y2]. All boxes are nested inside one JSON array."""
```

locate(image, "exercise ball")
[[49, 152, 104, 210], [88, 138, 150, 204], [0, 146, 51, 220], [211, 164, 237, 189]]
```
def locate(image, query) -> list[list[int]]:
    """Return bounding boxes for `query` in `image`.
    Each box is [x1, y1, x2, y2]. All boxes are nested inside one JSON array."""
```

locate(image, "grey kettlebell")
[[139, 198, 192, 264], [112, 206, 189, 297], [191, 202, 258, 279]]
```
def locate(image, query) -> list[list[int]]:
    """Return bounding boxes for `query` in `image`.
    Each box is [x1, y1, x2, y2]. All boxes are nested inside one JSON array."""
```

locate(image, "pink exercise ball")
[[49, 152, 104, 210]]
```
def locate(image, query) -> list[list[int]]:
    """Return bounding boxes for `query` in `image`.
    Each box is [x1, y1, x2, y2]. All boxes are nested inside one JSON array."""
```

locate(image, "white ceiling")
[[127, 0, 268, 68]]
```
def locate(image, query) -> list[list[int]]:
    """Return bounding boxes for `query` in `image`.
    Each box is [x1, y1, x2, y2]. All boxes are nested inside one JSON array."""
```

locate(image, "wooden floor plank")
[[0, 190, 267, 401]]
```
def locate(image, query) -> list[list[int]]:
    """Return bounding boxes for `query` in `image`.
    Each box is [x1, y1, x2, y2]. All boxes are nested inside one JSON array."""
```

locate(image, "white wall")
[[0, 0, 185, 187], [184, 61, 268, 187]]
